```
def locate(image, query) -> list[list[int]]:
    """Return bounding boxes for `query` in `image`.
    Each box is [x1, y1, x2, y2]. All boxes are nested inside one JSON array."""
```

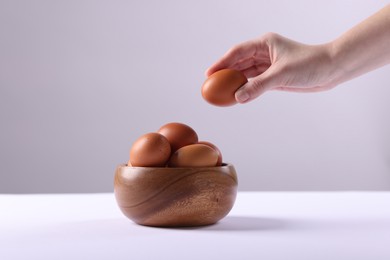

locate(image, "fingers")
[[205, 39, 260, 77], [205, 33, 286, 103], [230, 57, 271, 75], [241, 63, 271, 78], [235, 67, 278, 103]]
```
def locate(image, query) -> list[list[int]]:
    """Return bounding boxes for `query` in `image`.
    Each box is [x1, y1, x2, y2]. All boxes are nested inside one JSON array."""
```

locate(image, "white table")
[[1, 192, 390, 260]]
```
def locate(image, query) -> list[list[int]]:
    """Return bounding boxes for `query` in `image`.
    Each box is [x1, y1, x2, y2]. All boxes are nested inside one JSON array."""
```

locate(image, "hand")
[[206, 33, 338, 104], [206, 4, 390, 104]]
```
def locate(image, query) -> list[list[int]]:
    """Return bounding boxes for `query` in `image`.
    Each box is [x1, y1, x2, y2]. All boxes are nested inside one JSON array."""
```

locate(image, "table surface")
[[1, 192, 390, 260]]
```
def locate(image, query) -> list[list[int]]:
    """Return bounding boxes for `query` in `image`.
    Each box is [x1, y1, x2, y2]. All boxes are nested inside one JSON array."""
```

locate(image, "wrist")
[[326, 40, 352, 86]]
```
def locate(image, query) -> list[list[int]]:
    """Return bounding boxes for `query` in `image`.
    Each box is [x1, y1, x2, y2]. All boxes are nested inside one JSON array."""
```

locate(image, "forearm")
[[330, 4, 390, 84]]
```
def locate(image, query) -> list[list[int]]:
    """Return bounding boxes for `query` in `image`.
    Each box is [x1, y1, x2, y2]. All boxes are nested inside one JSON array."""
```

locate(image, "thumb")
[[235, 67, 280, 103]]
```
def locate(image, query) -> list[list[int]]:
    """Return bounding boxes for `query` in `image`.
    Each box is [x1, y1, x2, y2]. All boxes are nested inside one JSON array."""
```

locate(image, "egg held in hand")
[[201, 69, 248, 107], [168, 143, 219, 167], [129, 132, 171, 167]]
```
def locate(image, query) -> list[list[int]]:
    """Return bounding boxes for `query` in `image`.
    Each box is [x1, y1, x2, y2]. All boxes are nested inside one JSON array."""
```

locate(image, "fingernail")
[[236, 90, 249, 103]]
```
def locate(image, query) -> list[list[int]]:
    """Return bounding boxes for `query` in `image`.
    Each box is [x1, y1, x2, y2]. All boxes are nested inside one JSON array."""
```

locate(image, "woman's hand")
[[206, 4, 390, 104]]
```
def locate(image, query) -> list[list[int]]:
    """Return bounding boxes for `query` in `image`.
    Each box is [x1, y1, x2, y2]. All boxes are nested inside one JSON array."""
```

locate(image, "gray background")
[[1, 0, 389, 193]]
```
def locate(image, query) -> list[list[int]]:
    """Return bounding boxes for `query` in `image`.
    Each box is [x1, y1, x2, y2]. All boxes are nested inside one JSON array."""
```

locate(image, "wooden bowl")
[[114, 163, 238, 227]]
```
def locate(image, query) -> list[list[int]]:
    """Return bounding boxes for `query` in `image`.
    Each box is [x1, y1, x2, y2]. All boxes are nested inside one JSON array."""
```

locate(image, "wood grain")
[[114, 163, 238, 227]]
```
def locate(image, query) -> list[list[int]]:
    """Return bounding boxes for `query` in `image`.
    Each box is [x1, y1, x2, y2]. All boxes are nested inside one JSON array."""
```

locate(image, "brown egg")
[[130, 132, 171, 167], [158, 122, 198, 152], [201, 69, 248, 106], [168, 144, 218, 167], [198, 141, 223, 166]]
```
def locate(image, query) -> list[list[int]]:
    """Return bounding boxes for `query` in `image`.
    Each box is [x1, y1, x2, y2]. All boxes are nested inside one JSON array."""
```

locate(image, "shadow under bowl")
[[114, 163, 238, 227]]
